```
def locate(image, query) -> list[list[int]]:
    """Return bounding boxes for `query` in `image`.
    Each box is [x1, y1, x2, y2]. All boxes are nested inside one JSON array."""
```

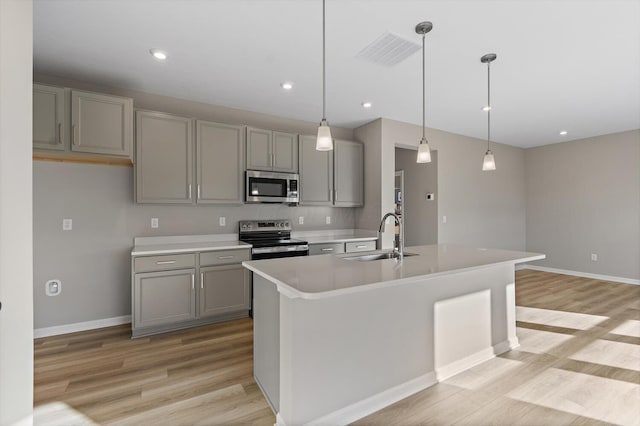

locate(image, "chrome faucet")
[[378, 212, 404, 259]]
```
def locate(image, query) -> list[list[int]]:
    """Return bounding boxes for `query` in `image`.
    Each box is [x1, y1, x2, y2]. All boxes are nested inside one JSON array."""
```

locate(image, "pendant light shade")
[[481, 53, 497, 171], [482, 150, 496, 171], [316, 0, 333, 151], [415, 21, 433, 163], [417, 138, 432, 163], [316, 119, 333, 151]]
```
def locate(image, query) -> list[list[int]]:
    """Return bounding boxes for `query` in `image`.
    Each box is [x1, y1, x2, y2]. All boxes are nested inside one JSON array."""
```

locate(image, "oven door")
[[251, 245, 309, 260]]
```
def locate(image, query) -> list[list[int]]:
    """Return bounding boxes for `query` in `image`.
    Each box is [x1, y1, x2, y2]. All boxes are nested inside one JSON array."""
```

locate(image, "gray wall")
[[525, 130, 640, 280], [395, 148, 438, 247], [0, 0, 34, 422], [377, 118, 527, 251], [32, 76, 358, 329]]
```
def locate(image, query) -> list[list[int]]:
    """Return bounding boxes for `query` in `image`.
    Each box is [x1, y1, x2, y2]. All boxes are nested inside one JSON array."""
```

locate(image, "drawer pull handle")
[[156, 260, 176, 265], [191, 274, 195, 290], [321, 248, 334, 252], [200, 272, 204, 289], [217, 255, 234, 260], [356, 245, 368, 249]]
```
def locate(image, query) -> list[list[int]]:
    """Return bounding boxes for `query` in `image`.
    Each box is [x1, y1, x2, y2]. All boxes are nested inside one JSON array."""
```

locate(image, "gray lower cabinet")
[[33, 84, 66, 151], [200, 264, 250, 318], [334, 139, 364, 207], [308, 242, 345, 256], [135, 111, 193, 204], [299, 134, 333, 205], [71, 90, 133, 158], [196, 120, 245, 204], [131, 248, 250, 337], [133, 268, 197, 329], [246, 127, 298, 173]]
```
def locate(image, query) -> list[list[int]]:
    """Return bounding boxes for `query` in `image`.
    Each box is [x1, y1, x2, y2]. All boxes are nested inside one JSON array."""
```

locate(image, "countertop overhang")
[[243, 244, 545, 299]]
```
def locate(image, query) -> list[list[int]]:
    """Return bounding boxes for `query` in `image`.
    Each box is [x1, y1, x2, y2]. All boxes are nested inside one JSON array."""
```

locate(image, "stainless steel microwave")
[[245, 170, 299, 204]]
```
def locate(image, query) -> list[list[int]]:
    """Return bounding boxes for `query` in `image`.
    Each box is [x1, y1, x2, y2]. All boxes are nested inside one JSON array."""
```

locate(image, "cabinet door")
[[246, 127, 272, 170], [71, 90, 133, 158], [33, 84, 66, 151], [135, 111, 193, 204], [334, 139, 364, 207], [272, 132, 298, 173], [133, 269, 196, 329], [199, 264, 250, 318], [299, 135, 333, 205], [196, 121, 245, 204]]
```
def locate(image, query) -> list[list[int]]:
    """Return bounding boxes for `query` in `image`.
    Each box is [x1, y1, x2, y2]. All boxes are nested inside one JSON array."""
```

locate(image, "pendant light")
[[481, 53, 497, 171], [415, 21, 433, 163], [316, 0, 333, 151]]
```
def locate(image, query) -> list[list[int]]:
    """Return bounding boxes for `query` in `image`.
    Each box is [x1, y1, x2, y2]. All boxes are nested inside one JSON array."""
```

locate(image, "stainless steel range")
[[239, 219, 309, 260]]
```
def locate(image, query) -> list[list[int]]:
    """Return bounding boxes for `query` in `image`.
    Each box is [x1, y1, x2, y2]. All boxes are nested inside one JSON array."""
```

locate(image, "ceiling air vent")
[[356, 31, 421, 66]]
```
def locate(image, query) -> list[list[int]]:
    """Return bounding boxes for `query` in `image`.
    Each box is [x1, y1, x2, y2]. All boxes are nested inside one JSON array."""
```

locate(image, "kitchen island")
[[243, 244, 544, 426]]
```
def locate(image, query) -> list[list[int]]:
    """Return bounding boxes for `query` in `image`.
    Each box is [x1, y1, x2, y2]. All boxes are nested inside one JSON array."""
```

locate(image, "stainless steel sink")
[[341, 251, 418, 262]]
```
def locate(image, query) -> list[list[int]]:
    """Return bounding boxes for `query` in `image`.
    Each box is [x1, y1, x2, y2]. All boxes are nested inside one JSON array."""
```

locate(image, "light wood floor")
[[34, 270, 640, 425]]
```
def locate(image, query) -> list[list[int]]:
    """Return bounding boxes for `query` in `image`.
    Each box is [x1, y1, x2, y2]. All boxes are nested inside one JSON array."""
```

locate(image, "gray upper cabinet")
[[299, 134, 333, 205], [334, 139, 364, 207], [247, 127, 298, 173], [33, 84, 66, 151], [196, 120, 245, 204], [71, 90, 133, 158], [135, 111, 193, 204]]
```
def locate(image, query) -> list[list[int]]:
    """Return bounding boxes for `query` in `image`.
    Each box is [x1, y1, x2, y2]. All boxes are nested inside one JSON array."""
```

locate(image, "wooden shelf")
[[33, 151, 133, 167]]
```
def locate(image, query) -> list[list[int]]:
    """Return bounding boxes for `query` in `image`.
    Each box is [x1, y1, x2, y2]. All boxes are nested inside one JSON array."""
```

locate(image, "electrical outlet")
[[151, 218, 159, 228], [442, 215, 447, 224], [298, 216, 304, 225], [62, 218, 72, 231], [326, 216, 331, 225], [45, 279, 61, 296], [219, 217, 226, 227], [591, 253, 598, 261]]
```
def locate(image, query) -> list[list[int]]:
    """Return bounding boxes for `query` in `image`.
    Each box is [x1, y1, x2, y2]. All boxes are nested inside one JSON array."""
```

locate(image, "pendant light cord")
[[487, 60, 491, 150], [322, 0, 326, 121], [422, 33, 426, 141]]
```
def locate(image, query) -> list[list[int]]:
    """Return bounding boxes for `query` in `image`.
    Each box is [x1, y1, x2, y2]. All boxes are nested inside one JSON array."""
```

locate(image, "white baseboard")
[[435, 340, 513, 382], [34, 315, 131, 338], [520, 265, 640, 286], [303, 372, 437, 426]]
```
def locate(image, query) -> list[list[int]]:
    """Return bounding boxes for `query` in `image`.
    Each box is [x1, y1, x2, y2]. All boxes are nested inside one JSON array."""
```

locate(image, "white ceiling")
[[33, 0, 640, 148]]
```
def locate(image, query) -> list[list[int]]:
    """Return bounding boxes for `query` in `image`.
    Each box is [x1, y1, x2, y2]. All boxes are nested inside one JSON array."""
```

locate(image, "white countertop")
[[131, 234, 251, 256], [292, 229, 378, 244], [243, 244, 545, 299]]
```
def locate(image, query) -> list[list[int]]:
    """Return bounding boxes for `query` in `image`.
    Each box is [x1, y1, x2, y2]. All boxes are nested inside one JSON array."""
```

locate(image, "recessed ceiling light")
[[560, 130, 568, 135], [149, 49, 167, 60], [281, 82, 293, 90], [361, 101, 372, 108], [482, 106, 491, 111]]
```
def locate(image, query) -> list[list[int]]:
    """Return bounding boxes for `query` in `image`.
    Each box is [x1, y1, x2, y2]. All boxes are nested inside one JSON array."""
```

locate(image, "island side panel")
[[276, 262, 518, 425], [253, 275, 280, 412], [278, 282, 436, 426]]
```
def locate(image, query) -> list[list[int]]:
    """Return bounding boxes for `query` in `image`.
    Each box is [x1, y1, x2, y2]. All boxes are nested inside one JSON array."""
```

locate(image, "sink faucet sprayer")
[[378, 212, 404, 259]]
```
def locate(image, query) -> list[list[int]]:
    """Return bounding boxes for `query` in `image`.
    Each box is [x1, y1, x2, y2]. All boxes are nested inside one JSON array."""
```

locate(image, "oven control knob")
[[284, 221, 290, 227]]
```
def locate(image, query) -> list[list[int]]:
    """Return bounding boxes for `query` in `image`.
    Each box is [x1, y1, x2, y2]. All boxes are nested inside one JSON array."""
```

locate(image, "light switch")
[[442, 215, 447, 224], [45, 279, 61, 296], [219, 217, 226, 227], [591, 253, 598, 261], [298, 216, 304, 225], [151, 218, 159, 228], [62, 218, 72, 231], [326, 216, 331, 225]]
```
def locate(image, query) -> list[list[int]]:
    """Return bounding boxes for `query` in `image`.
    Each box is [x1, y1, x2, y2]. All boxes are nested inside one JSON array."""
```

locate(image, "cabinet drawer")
[[200, 249, 250, 266], [309, 243, 345, 256], [345, 240, 376, 253], [134, 253, 196, 273]]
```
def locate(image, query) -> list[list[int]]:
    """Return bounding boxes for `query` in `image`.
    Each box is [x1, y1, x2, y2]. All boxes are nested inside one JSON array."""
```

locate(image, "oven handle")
[[252, 245, 309, 255]]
